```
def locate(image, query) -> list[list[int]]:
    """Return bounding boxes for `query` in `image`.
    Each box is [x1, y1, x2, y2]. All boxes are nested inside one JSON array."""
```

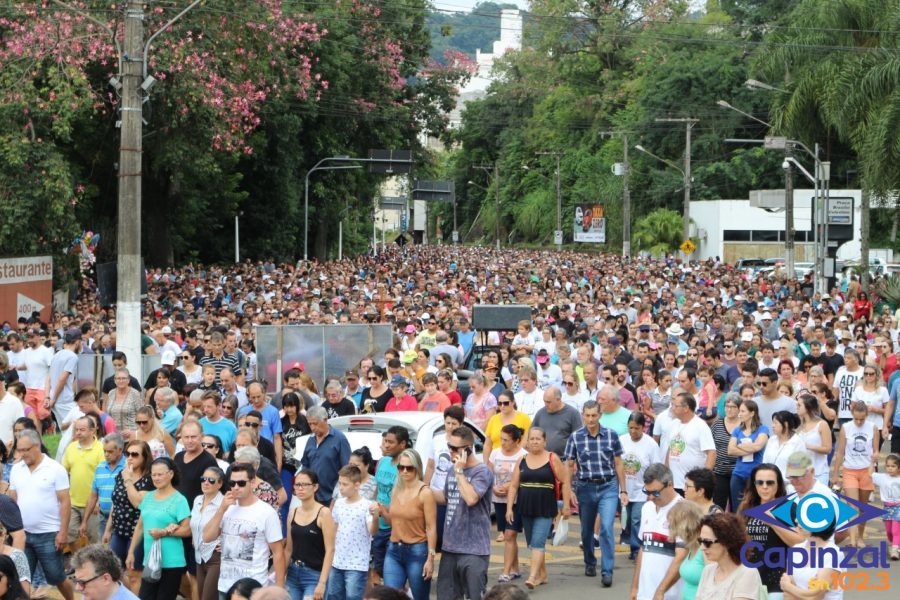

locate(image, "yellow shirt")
[[485, 411, 532, 448], [62, 439, 105, 508]]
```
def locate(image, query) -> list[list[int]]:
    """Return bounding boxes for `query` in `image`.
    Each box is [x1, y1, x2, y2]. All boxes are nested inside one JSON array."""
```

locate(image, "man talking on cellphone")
[[433, 426, 493, 600]]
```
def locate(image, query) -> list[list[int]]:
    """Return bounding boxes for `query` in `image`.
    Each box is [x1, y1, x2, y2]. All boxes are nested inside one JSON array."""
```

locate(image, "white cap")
[[161, 351, 176, 366], [761, 312, 772, 320], [161, 325, 172, 334]]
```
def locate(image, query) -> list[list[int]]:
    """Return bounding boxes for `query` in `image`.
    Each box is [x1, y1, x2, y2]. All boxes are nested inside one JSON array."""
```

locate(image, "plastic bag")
[[551, 518, 569, 546], [142, 539, 162, 582]]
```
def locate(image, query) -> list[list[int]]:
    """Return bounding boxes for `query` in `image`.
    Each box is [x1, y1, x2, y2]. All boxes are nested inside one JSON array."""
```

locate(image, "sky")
[[431, 0, 707, 15]]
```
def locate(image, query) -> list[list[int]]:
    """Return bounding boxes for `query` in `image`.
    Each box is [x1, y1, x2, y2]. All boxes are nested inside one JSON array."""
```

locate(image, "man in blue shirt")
[[200, 391, 238, 455], [300, 406, 351, 506], [80, 433, 126, 547], [71, 544, 140, 600], [564, 400, 626, 587], [155, 388, 183, 436], [238, 382, 283, 468], [372, 426, 409, 584]]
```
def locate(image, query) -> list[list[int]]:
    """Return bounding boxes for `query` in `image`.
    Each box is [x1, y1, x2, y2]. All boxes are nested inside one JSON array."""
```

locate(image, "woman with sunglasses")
[[380, 449, 436, 600], [178, 351, 202, 386], [201, 434, 230, 471], [191, 466, 225, 600], [132, 405, 175, 459], [737, 463, 803, 600], [361, 366, 393, 414], [128, 457, 191, 600], [487, 424, 526, 576], [483, 391, 530, 466], [851, 363, 891, 441], [105, 440, 154, 592], [694, 512, 761, 600], [286, 469, 336, 600]]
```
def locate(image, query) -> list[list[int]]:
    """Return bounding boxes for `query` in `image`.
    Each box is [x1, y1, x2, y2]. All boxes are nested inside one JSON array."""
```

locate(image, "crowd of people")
[[0, 246, 899, 600]]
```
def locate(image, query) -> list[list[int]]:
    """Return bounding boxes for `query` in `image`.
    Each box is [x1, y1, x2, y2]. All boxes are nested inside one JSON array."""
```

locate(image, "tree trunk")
[[861, 187, 870, 293], [891, 206, 899, 243]]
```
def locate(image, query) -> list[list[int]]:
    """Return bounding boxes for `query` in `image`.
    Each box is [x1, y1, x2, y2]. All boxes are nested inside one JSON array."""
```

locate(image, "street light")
[[744, 79, 787, 93], [471, 166, 501, 250], [304, 157, 362, 261], [716, 100, 772, 128], [535, 152, 562, 251]]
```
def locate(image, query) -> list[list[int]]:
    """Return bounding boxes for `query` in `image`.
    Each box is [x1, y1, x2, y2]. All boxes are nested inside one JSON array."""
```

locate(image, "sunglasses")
[[180, 355, 190, 360], [368, 376, 380, 381], [864, 371, 876, 376], [698, 538, 718, 549], [754, 479, 776, 487], [564, 381, 576, 386], [397, 464, 417, 473], [642, 487, 665, 498], [497, 400, 512, 406], [201, 443, 218, 449], [135, 420, 149, 425], [243, 422, 260, 428], [200, 477, 220, 484], [126, 451, 141, 458], [447, 444, 469, 452], [229, 479, 250, 487]]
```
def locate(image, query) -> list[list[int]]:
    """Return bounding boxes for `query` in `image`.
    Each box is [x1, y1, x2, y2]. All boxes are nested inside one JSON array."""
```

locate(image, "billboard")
[[573, 204, 606, 243], [0, 256, 53, 324]]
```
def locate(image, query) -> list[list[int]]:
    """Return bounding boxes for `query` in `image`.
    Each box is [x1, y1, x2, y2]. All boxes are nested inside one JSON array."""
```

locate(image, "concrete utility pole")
[[116, 0, 145, 378], [601, 132, 631, 256], [784, 144, 796, 280], [655, 118, 698, 252]]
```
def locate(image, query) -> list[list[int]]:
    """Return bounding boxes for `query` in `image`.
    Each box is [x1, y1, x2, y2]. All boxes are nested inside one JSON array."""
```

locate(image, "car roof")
[[328, 411, 444, 430]]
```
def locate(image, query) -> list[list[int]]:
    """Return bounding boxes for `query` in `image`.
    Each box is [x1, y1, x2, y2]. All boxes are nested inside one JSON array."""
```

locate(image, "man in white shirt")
[[203, 462, 285, 592], [535, 350, 563, 391], [49, 328, 81, 427], [17, 328, 53, 427], [833, 349, 864, 422], [513, 367, 544, 418], [0, 382, 24, 447], [664, 393, 715, 494], [755, 368, 798, 428], [8, 429, 74, 600]]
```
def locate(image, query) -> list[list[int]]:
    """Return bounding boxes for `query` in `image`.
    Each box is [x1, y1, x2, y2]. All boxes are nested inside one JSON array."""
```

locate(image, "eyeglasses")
[[135, 420, 149, 425], [125, 451, 141, 458], [864, 371, 876, 376], [642, 487, 665, 498], [397, 464, 417, 473], [229, 479, 250, 487], [564, 381, 576, 386], [201, 443, 218, 449], [754, 479, 776, 487], [70, 572, 105, 588], [180, 355, 190, 360], [497, 400, 512, 406], [294, 481, 315, 488], [698, 538, 718, 549], [200, 477, 220, 484], [755, 380, 767, 386], [447, 444, 469, 452], [368, 376, 380, 381], [243, 422, 260, 428]]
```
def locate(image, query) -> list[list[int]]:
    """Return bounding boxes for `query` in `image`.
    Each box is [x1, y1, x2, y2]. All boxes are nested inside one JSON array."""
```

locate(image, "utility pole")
[[655, 118, 698, 254], [784, 144, 795, 280], [116, 0, 145, 378], [600, 132, 631, 256]]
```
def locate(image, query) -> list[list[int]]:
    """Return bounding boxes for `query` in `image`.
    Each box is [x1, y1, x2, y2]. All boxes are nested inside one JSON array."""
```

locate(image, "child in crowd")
[[873, 453, 900, 560], [327, 465, 379, 600]]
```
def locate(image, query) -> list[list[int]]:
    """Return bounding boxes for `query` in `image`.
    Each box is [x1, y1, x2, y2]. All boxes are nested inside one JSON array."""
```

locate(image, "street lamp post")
[[472, 165, 501, 250], [536, 152, 562, 251], [304, 157, 362, 260]]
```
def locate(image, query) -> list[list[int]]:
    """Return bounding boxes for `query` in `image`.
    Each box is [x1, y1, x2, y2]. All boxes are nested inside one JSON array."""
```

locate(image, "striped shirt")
[[710, 418, 738, 476], [563, 425, 623, 482], [199, 351, 243, 383], [91, 456, 126, 514]]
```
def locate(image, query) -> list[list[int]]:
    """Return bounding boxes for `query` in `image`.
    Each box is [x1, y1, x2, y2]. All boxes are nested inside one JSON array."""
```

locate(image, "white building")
[[690, 189, 864, 262]]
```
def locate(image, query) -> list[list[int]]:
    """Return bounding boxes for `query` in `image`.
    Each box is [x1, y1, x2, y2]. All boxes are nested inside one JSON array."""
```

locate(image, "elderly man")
[[62, 416, 105, 545], [322, 380, 357, 418], [564, 400, 627, 587], [597, 386, 631, 436], [80, 433, 126, 543], [155, 387, 183, 436], [631, 464, 685, 600], [233, 430, 286, 505], [300, 406, 351, 504], [71, 544, 140, 600], [220, 368, 248, 409], [9, 429, 74, 600], [531, 387, 582, 456]]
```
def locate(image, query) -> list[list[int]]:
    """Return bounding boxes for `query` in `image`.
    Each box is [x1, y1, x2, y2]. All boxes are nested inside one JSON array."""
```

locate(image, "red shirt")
[[446, 389, 463, 405], [384, 393, 418, 412]]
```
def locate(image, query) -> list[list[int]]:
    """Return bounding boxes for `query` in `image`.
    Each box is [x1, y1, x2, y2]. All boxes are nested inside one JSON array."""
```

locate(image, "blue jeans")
[[110, 532, 144, 570], [326, 568, 367, 600], [287, 563, 323, 600], [384, 541, 431, 600], [24, 531, 66, 585], [625, 500, 644, 556], [730, 473, 749, 512], [575, 479, 619, 577]]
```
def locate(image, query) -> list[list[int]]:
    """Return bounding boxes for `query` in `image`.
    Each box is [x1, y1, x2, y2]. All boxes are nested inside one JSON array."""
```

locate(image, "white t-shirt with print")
[[666, 416, 715, 488], [218, 499, 283, 591], [332, 497, 374, 572]]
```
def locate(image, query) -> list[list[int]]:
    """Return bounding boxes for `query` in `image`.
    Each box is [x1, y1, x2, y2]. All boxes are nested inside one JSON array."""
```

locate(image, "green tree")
[[633, 208, 686, 254]]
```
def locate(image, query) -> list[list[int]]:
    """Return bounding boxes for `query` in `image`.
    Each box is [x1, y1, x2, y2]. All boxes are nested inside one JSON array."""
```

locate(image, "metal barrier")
[[257, 324, 394, 392]]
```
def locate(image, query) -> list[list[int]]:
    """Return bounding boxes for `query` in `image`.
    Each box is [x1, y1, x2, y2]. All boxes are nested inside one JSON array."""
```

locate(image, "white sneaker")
[[891, 547, 900, 560]]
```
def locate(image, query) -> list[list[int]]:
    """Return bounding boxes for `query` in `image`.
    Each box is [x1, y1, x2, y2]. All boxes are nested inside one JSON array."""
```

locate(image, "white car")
[[293, 411, 487, 464]]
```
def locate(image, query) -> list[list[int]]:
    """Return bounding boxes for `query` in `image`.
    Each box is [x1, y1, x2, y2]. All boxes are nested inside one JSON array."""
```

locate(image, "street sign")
[[554, 230, 563, 246], [680, 239, 697, 254], [0, 255, 52, 324], [827, 196, 853, 225], [452, 231, 459, 243], [367, 149, 413, 174], [378, 196, 406, 210], [412, 180, 455, 202], [764, 136, 788, 150]]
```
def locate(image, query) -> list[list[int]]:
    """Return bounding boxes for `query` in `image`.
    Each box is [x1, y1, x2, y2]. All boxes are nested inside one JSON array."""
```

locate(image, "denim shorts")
[[522, 516, 553, 550], [25, 532, 66, 585]]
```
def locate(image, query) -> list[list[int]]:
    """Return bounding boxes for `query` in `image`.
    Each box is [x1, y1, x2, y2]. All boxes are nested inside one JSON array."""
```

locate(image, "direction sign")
[[827, 196, 853, 225], [680, 239, 697, 254], [0, 256, 52, 324], [412, 180, 455, 202]]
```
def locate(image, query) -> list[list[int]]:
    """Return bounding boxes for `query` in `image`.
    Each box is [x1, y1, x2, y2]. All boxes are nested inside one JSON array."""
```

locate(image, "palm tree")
[[633, 208, 685, 255], [755, 0, 900, 290]]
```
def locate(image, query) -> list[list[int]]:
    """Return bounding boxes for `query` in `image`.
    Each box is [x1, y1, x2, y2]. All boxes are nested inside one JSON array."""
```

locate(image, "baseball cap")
[[64, 328, 82, 344], [404, 324, 417, 334], [741, 331, 754, 342], [290, 361, 305, 372], [536, 349, 550, 364], [402, 349, 418, 364], [389, 374, 408, 388], [161, 351, 176, 366], [161, 325, 172, 334], [344, 369, 359, 380], [785, 452, 813, 477]]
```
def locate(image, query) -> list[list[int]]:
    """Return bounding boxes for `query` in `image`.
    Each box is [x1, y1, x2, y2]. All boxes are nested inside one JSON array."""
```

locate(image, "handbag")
[[142, 539, 162, 582], [547, 452, 562, 500]]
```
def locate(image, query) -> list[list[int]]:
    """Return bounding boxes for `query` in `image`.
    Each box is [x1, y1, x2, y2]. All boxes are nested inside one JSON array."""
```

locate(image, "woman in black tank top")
[[285, 469, 336, 600]]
